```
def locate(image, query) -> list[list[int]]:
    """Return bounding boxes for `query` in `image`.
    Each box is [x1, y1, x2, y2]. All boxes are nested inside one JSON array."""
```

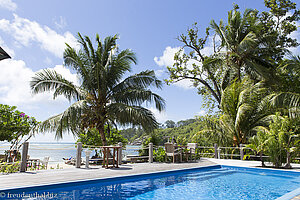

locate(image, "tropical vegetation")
[[120, 0, 300, 168], [30, 33, 165, 146], [1, 0, 299, 170], [0, 104, 39, 150]]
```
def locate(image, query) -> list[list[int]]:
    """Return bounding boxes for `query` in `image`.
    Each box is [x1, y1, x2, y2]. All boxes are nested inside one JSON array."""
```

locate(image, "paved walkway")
[[0, 158, 299, 199], [0, 160, 215, 190], [206, 158, 300, 172]]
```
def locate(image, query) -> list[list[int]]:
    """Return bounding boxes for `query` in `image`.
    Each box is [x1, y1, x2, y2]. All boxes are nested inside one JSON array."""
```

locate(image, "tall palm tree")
[[211, 8, 275, 82], [31, 33, 165, 145]]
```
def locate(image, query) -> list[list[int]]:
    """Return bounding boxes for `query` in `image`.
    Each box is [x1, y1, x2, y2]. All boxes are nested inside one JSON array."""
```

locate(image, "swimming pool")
[[0, 165, 299, 200]]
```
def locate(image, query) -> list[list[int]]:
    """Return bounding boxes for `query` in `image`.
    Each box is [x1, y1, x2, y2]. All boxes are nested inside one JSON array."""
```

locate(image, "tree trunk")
[[98, 124, 107, 146], [284, 152, 292, 169], [259, 151, 265, 167]]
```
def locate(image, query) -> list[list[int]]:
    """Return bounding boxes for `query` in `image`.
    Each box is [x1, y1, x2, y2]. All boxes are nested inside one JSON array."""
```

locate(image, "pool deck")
[[0, 158, 299, 192], [0, 159, 216, 190]]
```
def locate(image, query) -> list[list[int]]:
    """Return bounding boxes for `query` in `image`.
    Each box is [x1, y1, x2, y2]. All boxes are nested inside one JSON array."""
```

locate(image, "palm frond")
[[30, 69, 84, 101], [35, 100, 86, 139], [107, 103, 158, 132]]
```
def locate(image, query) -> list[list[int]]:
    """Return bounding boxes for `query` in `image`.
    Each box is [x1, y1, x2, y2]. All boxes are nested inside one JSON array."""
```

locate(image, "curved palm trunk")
[[259, 151, 265, 167], [97, 124, 107, 146], [284, 152, 292, 169]]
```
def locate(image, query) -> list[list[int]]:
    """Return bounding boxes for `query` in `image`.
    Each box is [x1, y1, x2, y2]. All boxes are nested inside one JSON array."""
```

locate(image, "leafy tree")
[[177, 119, 196, 127], [119, 127, 144, 142], [259, 0, 300, 61], [77, 126, 128, 147], [164, 120, 176, 128], [165, 23, 224, 110], [0, 104, 39, 149], [31, 33, 165, 145], [166, 0, 300, 110]]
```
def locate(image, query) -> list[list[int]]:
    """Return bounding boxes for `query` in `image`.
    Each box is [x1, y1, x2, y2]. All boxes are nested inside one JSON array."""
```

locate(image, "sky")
[[0, 0, 299, 142]]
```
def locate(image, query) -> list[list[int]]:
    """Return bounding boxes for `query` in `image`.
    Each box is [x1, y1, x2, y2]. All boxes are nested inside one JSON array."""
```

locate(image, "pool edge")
[[1, 164, 299, 200], [0, 164, 221, 192]]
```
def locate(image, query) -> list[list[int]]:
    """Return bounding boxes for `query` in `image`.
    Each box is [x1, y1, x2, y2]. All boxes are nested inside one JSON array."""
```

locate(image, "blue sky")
[[0, 0, 298, 142]]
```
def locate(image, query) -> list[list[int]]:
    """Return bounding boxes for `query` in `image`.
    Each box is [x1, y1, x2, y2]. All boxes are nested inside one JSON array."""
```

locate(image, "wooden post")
[[76, 142, 82, 168], [118, 142, 122, 165], [149, 143, 153, 163], [240, 144, 244, 160], [214, 144, 218, 159], [20, 142, 29, 172]]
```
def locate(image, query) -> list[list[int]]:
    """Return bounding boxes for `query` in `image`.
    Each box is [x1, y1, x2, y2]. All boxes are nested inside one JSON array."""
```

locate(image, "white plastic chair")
[[40, 156, 50, 169]]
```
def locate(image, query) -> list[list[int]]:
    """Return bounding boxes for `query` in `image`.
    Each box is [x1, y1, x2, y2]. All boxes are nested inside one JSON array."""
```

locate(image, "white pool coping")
[[0, 158, 299, 199]]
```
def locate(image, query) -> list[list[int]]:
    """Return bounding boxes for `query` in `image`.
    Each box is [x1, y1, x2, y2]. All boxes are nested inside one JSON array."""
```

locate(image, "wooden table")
[[101, 146, 122, 168]]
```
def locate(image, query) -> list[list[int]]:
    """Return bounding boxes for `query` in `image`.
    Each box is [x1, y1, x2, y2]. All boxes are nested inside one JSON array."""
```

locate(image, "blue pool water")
[[1, 165, 300, 200]]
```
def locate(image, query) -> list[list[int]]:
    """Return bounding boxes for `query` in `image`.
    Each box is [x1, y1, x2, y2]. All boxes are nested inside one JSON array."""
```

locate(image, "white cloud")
[[174, 79, 193, 89], [0, 0, 17, 11], [149, 107, 167, 123], [53, 16, 67, 30], [0, 59, 79, 108], [0, 14, 78, 58], [154, 46, 181, 67], [154, 46, 199, 89], [44, 57, 52, 65], [154, 69, 165, 78]]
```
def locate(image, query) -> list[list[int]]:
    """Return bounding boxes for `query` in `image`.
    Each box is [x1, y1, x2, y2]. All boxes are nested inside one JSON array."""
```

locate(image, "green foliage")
[[153, 147, 166, 162], [260, 0, 300, 60], [164, 120, 176, 128], [119, 127, 144, 142], [247, 113, 300, 168], [0, 162, 20, 174], [138, 133, 161, 156], [266, 114, 299, 168], [0, 104, 39, 148], [166, 0, 300, 110], [31, 33, 165, 145], [77, 126, 128, 147], [192, 115, 232, 147]]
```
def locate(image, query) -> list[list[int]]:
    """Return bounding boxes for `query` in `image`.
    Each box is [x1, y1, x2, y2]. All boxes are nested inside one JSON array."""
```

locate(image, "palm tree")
[[211, 8, 275, 82], [271, 55, 300, 118], [31, 33, 165, 145], [220, 78, 276, 146]]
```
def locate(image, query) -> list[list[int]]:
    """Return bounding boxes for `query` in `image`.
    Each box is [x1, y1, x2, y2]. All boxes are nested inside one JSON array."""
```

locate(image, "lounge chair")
[[165, 143, 182, 163]]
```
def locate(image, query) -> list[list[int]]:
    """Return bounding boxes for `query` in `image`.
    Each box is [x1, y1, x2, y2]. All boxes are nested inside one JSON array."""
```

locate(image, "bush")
[[0, 162, 20, 174], [153, 147, 166, 162]]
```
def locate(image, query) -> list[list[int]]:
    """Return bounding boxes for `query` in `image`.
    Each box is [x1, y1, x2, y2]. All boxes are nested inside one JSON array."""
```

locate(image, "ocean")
[[0, 142, 141, 164]]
